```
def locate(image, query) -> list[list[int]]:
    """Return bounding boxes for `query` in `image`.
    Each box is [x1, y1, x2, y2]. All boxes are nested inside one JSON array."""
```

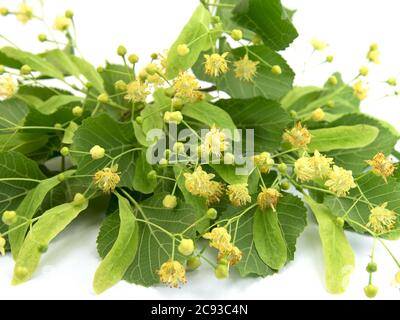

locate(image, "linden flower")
[[53, 16, 71, 31], [124, 80, 150, 103], [218, 245, 242, 266], [94, 166, 121, 194], [311, 37, 328, 51], [207, 181, 225, 205], [312, 108, 325, 122], [16, 3, 33, 24], [184, 166, 215, 198], [158, 260, 187, 288], [202, 125, 228, 156], [283, 122, 312, 149], [367, 48, 380, 64], [325, 165, 356, 197], [204, 53, 229, 77], [0, 75, 17, 100], [234, 55, 259, 82], [203, 227, 232, 252], [253, 152, 275, 174], [173, 72, 202, 102], [147, 73, 165, 88], [366, 152, 395, 182], [353, 81, 368, 101], [367, 203, 397, 234], [310, 150, 334, 179], [0, 236, 6, 256], [257, 187, 282, 211], [226, 184, 251, 207], [294, 156, 315, 182]]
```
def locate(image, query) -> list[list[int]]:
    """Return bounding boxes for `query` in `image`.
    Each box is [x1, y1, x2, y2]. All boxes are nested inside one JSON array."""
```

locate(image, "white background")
[[1, 0, 400, 300]]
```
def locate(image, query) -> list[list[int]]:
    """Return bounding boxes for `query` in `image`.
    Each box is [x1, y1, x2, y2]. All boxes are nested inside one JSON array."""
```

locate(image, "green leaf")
[[216, 98, 291, 152], [232, 0, 298, 50], [182, 100, 237, 132], [194, 45, 294, 101], [9, 171, 75, 259], [324, 173, 400, 239], [0, 133, 48, 154], [141, 91, 165, 134], [97, 211, 120, 259], [36, 95, 83, 115], [209, 164, 248, 185], [0, 98, 29, 129], [308, 125, 379, 152], [253, 208, 287, 270], [123, 193, 196, 286], [133, 151, 157, 194], [43, 49, 82, 78], [281, 86, 322, 111], [70, 114, 138, 187], [221, 193, 307, 276], [165, 4, 212, 79], [304, 196, 355, 294], [13, 199, 89, 285], [62, 121, 79, 145], [93, 193, 139, 294], [326, 114, 398, 174], [0, 46, 64, 79], [69, 56, 104, 92]]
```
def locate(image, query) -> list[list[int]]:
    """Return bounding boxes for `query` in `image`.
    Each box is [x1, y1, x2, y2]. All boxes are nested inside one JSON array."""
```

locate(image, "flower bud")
[[173, 142, 185, 154], [207, 208, 218, 220], [73, 193, 86, 206], [159, 158, 168, 167], [72, 106, 83, 117], [187, 256, 201, 271], [231, 29, 243, 41], [271, 65, 282, 75], [114, 80, 127, 92], [135, 116, 143, 124], [178, 239, 194, 256], [366, 262, 378, 273], [177, 44, 190, 57], [359, 66, 369, 77], [90, 145, 105, 160], [147, 170, 157, 180], [97, 66, 105, 73], [15, 266, 29, 280], [20, 65, 32, 75], [38, 244, 48, 253], [172, 97, 184, 110], [0, 236, 6, 256], [326, 55, 334, 63], [162, 194, 177, 209], [54, 123, 63, 129], [65, 10, 74, 19], [277, 163, 287, 174], [164, 87, 176, 98], [146, 63, 158, 76], [328, 76, 337, 86], [2, 210, 17, 226], [97, 93, 109, 104], [57, 173, 65, 182], [387, 78, 397, 86], [327, 100, 335, 108], [164, 111, 183, 124], [128, 54, 139, 64], [60, 147, 70, 157], [214, 264, 229, 279], [138, 69, 148, 81], [312, 108, 325, 122], [364, 284, 378, 298], [117, 45, 127, 57], [211, 16, 221, 24], [86, 82, 93, 89], [289, 110, 297, 119], [280, 180, 290, 190], [335, 217, 345, 228], [38, 34, 47, 42], [0, 7, 9, 16], [150, 53, 158, 60]]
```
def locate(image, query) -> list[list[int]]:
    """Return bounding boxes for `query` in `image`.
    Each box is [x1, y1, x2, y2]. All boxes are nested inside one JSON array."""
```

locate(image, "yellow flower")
[[158, 260, 187, 288], [283, 122, 312, 149], [366, 152, 395, 182], [0, 75, 17, 100], [392, 271, 400, 288], [311, 37, 328, 51], [94, 166, 120, 194], [253, 152, 275, 174], [325, 165, 356, 197], [294, 156, 314, 182], [124, 80, 150, 103], [310, 150, 334, 179], [203, 227, 231, 252], [207, 181, 225, 205], [147, 73, 165, 87], [90, 145, 105, 160], [173, 72, 202, 102], [16, 3, 33, 24], [367, 203, 397, 234], [0, 236, 6, 256], [53, 16, 71, 31], [257, 187, 282, 211], [162, 195, 177, 209], [226, 184, 251, 207], [202, 125, 228, 156], [234, 55, 259, 82], [367, 47, 380, 64], [353, 81, 368, 100], [312, 108, 325, 122], [164, 111, 183, 124], [204, 53, 229, 77], [184, 166, 215, 198], [218, 245, 242, 266]]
